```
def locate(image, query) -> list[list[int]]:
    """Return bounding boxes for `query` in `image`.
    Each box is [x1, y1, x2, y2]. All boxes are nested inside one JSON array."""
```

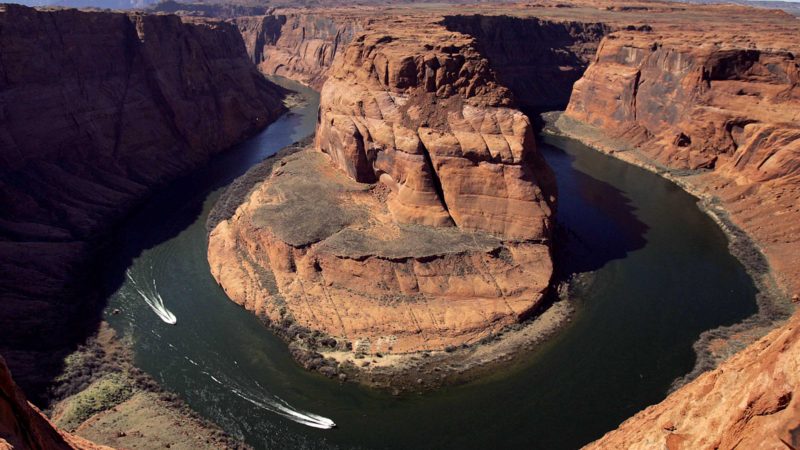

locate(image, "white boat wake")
[[126, 270, 177, 325], [201, 370, 336, 429]]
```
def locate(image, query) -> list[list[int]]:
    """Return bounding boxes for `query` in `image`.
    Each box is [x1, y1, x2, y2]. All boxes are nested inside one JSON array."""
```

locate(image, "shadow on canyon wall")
[[441, 14, 610, 117], [539, 138, 649, 279]]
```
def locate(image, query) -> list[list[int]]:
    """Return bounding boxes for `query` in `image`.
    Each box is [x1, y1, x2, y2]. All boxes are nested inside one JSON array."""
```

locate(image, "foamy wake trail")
[[201, 371, 335, 429], [126, 270, 177, 325]]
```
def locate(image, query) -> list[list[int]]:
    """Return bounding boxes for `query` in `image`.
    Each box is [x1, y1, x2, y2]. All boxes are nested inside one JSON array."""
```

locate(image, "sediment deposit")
[[0, 4, 286, 399]]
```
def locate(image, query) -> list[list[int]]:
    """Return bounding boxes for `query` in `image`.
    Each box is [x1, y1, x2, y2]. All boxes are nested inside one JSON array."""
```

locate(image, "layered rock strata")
[[563, 27, 800, 294], [0, 4, 286, 399], [209, 19, 557, 364], [234, 12, 364, 89], [441, 15, 609, 112], [556, 16, 800, 450]]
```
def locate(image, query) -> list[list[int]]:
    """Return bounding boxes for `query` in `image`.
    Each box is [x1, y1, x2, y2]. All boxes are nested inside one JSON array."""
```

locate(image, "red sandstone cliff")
[[584, 309, 800, 449], [234, 11, 364, 88], [563, 27, 800, 294], [0, 4, 286, 400], [558, 14, 800, 449], [0, 356, 109, 450]]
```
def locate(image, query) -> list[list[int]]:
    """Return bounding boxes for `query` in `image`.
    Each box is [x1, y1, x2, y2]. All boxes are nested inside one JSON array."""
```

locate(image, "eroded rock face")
[[441, 15, 610, 112], [316, 25, 557, 239], [234, 12, 364, 88], [209, 148, 552, 355], [584, 310, 800, 450], [559, 20, 800, 449], [0, 356, 109, 450], [209, 18, 556, 362], [562, 26, 800, 294], [0, 4, 286, 399]]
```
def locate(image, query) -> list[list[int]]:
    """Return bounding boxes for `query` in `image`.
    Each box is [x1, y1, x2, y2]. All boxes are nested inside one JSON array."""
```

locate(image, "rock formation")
[[553, 8, 800, 449], [440, 15, 609, 112], [584, 309, 800, 449], [208, 16, 557, 366], [0, 356, 109, 450], [562, 25, 800, 295], [0, 4, 286, 400], [234, 11, 364, 88]]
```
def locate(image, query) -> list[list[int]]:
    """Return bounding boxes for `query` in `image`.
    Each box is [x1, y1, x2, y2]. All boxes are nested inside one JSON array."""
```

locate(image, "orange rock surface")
[[0, 356, 110, 450], [209, 148, 552, 355], [234, 12, 365, 89], [563, 21, 800, 293], [209, 17, 558, 361], [555, 6, 800, 448], [585, 310, 800, 450]]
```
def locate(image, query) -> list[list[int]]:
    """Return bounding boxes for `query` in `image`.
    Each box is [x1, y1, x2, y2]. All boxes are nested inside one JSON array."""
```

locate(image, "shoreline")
[[44, 322, 251, 449], [206, 138, 582, 395], [543, 111, 793, 387]]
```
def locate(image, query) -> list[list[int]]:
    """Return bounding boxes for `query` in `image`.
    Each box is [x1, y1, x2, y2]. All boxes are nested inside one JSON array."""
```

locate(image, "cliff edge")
[[0, 4, 287, 400]]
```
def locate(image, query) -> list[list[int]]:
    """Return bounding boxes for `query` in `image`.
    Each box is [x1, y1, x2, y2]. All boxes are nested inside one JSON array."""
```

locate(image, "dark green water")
[[103, 78, 758, 449]]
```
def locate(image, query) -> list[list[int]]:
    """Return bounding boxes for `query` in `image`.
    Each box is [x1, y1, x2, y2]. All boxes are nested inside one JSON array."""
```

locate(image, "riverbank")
[[206, 138, 579, 394], [544, 111, 794, 386], [45, 323, 250, 449]]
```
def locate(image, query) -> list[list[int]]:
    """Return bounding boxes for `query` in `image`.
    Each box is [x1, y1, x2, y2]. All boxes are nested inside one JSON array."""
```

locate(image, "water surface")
[[103, 78, 758, 449]]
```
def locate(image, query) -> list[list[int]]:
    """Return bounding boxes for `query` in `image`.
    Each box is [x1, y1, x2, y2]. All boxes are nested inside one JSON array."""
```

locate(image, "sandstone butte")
[[209, 1, 800, 448], [0, 4, 287, 401], [208, 16, 559, 359]]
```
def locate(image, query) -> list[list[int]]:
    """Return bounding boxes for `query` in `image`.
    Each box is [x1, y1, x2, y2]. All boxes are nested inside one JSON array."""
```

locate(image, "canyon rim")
[[1, 0, 799, 449]]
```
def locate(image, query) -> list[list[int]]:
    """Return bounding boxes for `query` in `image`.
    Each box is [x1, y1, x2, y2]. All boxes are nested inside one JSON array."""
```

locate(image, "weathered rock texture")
[[0, 356, 109, 450], [585, 309, 800, 450], [0, 4, 286, 400], [554, 8, 800, 449], [234, 11, 364, 89], [441, 15, 609, 112], [563, 25, 800, 293], [209, 17, 557, 362]]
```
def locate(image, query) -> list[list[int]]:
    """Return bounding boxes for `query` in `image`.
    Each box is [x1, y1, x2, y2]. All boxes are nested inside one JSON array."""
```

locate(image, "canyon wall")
[[0, 356, 107, 450], [208, 17, 557, 368], [560, 21, 800, 450], [234, 12, 364, 88], [584, 309, 800, 449], [441, 15, 610, 112], [562, 28, 800, 294], [0, 4, 286, 401]]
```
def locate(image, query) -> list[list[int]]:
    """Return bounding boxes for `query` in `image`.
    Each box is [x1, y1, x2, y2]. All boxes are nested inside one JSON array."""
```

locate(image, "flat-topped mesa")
[[316, 25, 556, 240], [208, 21, 557, 368]]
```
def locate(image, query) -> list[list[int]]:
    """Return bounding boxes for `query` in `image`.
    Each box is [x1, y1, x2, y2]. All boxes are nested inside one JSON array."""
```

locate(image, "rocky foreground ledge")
[[208, 17, 559, 385]]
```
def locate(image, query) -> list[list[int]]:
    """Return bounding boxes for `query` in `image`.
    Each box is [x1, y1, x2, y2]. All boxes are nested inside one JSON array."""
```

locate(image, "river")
[[103, 77, 757, 449]]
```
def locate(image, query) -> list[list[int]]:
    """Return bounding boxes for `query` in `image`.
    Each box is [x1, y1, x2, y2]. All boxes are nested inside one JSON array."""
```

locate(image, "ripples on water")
[[102, 78, 759, 450]]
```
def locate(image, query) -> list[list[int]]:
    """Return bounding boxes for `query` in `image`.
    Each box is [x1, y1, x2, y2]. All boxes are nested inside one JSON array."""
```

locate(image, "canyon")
[[0, 0, 798, 449], [210, 1, 800, 447], [0, 3, 286, 402]]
